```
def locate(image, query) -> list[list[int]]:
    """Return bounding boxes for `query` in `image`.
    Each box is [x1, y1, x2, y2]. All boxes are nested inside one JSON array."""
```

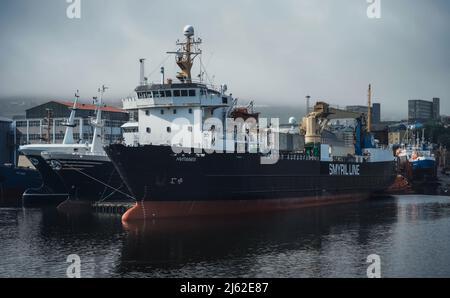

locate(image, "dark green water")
[[1, 195, 450, 278]]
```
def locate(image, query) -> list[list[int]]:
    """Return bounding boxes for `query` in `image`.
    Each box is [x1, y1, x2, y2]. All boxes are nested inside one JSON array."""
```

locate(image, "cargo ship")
[[104, 26, 397, 220]]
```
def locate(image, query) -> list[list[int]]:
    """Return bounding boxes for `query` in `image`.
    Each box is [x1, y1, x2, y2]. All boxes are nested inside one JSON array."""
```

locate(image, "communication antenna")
[[167, 25, 202, 83], [367, 84, 372, 133]]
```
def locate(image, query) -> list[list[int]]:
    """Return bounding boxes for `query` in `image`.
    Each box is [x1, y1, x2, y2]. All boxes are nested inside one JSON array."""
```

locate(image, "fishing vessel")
[[19, 92, 91, 206], [396, 124, 437, 182], [41, 86, 131, 204], [104, 25, 397, 220]]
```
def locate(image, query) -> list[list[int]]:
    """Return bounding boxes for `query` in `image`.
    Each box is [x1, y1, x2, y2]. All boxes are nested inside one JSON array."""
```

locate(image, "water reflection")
[[118, 198, 399, 277], [2, 195, 450, 277]]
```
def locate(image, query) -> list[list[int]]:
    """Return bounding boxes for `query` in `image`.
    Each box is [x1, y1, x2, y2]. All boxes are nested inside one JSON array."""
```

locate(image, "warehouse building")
[[15, 101, 128, 145]]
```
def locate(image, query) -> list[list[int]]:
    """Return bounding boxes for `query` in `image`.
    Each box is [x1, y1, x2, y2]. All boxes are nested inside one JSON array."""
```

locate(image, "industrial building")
[[408, 98, 440, 123], [346, 103, 381, 124], [388, 124, 408, 145], [15, 101, 128, 145]]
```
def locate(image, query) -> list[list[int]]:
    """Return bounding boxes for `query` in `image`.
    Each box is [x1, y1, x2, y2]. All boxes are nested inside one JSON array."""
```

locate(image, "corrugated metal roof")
[[54, 101, 125, 113], [0, 116, 13, 122]]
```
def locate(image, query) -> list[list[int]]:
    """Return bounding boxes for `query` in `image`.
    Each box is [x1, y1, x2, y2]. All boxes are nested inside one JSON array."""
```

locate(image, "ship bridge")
[[121, 25, 239, 148], [126, 82, 231, 109]]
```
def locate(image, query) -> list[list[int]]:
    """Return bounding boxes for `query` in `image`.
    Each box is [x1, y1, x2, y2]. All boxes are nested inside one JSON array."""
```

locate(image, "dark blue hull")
[[0, 165, 42, 207], [22, 154, 69, 207], [43, 155, 130, 202]]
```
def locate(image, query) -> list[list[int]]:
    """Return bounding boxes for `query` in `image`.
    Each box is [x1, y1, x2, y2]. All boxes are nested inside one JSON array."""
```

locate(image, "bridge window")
[[159, 91, 166, 98], [145, 110, 150, 116], [153, 91, 160, 98], [165, 90, 172, 97], [181, 90, 188, 97], [188, 90, 196, 97], [173, 109, 177, 114], [160, 110, 164, 115], [174, 90, 181, 97], [146, 127, 151, 134], [189, 108, 193, 114], [222, 97, 228, 104], [167, 127, 171, 133]]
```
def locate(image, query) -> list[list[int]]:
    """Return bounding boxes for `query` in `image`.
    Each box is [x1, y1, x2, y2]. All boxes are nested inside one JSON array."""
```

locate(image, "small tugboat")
[[104, 26, 397, 221], [19, 91, 91, 206]]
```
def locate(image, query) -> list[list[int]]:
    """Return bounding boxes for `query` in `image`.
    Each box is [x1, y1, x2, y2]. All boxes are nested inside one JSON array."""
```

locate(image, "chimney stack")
[[139, 58, 146, 86]]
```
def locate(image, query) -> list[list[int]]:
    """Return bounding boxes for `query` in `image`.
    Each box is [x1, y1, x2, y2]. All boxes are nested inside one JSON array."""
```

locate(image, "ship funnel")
[[305, 95, 311, 116], [160, 67, 165, 85], [139, 58, 146, 86]]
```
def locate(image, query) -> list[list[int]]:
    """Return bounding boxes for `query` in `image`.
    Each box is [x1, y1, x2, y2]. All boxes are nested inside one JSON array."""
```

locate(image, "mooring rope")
[[55, 160, 136, 201]]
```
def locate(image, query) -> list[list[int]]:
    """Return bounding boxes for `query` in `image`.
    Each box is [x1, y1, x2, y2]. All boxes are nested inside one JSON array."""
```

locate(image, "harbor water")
[[1, 195, 450, 278]]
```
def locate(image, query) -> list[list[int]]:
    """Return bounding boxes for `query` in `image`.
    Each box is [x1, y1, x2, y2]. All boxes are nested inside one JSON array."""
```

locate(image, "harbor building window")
[[181, 90, 188, 97], [167, 127, 171, 133], [146, 127, 151, 134], [16, 121, 27, 127], [29, 121, 41, 127], [174, 90, 181, 97], [189, 90, 196, 97]]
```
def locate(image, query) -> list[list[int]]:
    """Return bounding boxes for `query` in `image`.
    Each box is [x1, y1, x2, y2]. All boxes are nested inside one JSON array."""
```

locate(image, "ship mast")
[[91, 85, 107, 153], [367, 84, 372, 133], [62, 90, 79, 145], [167, 25, 202, 83]]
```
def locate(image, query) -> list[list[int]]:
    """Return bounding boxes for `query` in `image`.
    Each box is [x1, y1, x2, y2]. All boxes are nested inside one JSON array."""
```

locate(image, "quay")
[[92, 201, 135, 215]]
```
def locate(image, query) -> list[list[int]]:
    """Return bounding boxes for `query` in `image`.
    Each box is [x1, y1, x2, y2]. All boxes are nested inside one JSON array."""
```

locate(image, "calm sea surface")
[[1, 195, 450, 278]]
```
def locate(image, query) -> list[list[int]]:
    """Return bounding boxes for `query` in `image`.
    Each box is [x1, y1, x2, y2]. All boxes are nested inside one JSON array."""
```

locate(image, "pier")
[[92, 201, 135, 215]]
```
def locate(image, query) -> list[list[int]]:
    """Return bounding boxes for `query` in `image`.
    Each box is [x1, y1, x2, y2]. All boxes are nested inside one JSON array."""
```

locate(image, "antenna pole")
[[367, 84, 372, 133]]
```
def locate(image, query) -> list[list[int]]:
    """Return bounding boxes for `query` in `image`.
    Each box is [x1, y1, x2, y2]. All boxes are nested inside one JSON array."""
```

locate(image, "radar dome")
[[183, 25, 194, 37], [288, 117, 297, 125]]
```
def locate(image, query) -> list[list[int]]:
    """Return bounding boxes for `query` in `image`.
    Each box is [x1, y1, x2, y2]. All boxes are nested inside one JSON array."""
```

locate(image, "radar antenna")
[[167, 25, 202, 83]]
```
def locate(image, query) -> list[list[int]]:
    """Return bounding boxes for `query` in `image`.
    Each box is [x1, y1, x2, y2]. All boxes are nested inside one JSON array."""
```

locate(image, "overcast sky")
[[0, 0, 449, 120]]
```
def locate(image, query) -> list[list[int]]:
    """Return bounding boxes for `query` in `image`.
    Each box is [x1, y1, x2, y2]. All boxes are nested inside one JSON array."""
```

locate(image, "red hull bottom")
[[122, 193, 370, 222]]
